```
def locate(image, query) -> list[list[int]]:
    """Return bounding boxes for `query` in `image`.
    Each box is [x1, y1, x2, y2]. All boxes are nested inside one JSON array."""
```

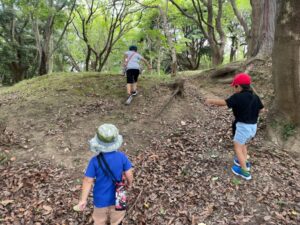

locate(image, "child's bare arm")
[[124, 168, 133, 188], [141, 57, 152, 70], [205, 98, 227, 106], [77, 176, 94, 210]]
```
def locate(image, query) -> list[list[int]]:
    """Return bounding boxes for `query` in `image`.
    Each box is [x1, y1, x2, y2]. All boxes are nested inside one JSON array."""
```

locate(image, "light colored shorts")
[[233, 122, 257, 145], [92, 205, 125, 225]]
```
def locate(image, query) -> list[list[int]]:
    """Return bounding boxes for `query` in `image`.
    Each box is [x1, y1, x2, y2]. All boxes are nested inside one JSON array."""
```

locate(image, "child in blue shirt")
[[76, 124, 133, 225]]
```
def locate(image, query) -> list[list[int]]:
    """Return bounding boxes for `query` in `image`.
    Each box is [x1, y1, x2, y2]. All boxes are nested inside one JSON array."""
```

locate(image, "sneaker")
[[131, 91, 138, 96], [233, 157, 251, 170], [231, 165, 252, 180], [125, 95, 133, 105]]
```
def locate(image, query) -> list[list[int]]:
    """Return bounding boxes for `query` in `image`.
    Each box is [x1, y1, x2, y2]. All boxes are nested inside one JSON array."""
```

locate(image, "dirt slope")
[[0, 68, 299, 225]]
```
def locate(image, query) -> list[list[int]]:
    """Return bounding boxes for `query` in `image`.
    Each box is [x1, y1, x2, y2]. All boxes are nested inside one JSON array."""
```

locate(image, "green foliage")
[[0, 0, 253, 83], [282, 123, 296, 140], [0, 4, 37, 83], [236, 0, 251, 10], [232, 177, 241, 185]]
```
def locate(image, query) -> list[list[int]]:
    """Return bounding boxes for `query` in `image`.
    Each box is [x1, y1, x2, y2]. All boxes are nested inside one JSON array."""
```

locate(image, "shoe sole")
[[231, 167, 252, 180]]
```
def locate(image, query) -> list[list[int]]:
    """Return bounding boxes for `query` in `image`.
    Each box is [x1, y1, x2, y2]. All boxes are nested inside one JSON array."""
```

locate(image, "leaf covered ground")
[[0, 68, 299, 225]]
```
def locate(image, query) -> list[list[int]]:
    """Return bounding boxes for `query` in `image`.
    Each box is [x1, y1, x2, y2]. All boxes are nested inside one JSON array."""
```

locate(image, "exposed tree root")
[[210, 56, 267, 79], [155, 78, 185, 117]]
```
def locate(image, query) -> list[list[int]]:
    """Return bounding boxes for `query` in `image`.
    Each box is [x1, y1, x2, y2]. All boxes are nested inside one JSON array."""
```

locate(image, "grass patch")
[[282, 123, 296, 140], [232, 177, 241, 185], [0, 72, 172, 102], [269, 119, 297, 141]]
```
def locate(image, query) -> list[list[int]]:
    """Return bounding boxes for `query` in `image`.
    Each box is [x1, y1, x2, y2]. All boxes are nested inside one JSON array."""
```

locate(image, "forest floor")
[[0, 61, 299, 225]]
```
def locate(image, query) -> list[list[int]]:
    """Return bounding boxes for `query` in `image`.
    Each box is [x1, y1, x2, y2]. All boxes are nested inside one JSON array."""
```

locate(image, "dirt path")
[[0, 73, 299, 225]]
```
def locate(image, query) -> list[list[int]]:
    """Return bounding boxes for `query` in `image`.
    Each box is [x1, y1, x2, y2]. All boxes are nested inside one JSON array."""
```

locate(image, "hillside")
[[0, 68, 299, 225]]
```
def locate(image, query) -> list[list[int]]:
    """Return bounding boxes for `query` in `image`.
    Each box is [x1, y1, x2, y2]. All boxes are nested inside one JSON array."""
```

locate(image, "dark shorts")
[[126, 69, 140, 84]]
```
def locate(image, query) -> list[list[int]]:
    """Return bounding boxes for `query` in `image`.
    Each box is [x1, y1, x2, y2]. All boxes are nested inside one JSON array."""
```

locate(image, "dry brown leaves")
[[0, 104, 299, 225], [0, 161, 93, 225], [124, 106, 300, 225]]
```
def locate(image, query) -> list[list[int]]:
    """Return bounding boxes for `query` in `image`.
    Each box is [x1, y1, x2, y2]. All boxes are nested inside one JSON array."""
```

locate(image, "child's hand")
[[76, 200, 87, 211]]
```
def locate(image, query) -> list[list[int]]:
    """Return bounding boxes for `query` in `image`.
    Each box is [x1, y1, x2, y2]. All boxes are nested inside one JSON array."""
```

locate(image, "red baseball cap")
[[231, 73, 251, 86]]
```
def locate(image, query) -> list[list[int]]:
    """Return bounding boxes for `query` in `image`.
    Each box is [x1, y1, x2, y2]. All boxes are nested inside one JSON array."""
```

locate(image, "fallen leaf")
[[43, 205, 53, 211], [264, 215, 271, 221], [211, 177, 219, 181], [1, 200, 14, 206]]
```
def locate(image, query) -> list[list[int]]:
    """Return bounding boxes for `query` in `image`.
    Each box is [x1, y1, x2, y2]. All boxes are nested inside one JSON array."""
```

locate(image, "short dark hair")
[[129, 45, 137, 51], [240, 84, 252, 91]]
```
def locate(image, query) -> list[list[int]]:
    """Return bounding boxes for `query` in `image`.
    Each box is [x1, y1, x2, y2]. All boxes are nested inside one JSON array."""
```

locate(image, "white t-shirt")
[[125, 51, 142, 70]]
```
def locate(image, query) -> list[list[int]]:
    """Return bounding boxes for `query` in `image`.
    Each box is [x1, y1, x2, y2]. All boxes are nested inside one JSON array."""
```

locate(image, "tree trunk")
[[248, 0, 277, 58], [211, 46, 223, 66], [273, 0, 300, 124], [36, 14, 54, 75], [208, 0, 225, 65], [169, 0, 225, 66], [159, 1, 177, 76], [157, 43, 162, 75], [8, 62, 26, 83], [39, 51, 48, 75], [230, 36, 237, 62], [85, 46, 92, 71]]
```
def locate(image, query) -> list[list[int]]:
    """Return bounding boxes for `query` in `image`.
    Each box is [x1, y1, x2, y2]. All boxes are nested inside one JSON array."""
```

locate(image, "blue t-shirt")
[[84, 151, 132, 208]]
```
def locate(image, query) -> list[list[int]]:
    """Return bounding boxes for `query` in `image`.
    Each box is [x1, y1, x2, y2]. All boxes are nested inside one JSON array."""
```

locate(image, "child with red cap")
[[205, 73, 264, 180]]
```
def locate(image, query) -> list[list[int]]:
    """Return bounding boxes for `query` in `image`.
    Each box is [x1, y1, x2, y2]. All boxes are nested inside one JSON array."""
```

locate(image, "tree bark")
[[248, 0, 277, 58], [273, 0, 300, 124], [8, 62, 26, 83], [33, 0, 76, 75], [230, 36, 237, 62], [159, 0, 177, 76]]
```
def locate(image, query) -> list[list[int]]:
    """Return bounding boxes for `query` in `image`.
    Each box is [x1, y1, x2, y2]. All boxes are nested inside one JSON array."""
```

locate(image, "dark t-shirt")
[[225, 90, 264, 124]]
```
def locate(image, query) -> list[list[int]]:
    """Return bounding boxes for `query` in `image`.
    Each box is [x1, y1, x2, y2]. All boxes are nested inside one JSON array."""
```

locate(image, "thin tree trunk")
[[157, 45, 161, 75], [230, 0, 250, 46], [39, 51, 48, 75], [273, 0, 300, 124], [230, 36, 237, 62], [159, 0, 177, 76], [48, 34, 54, 73], [85, 46, 92, 71]]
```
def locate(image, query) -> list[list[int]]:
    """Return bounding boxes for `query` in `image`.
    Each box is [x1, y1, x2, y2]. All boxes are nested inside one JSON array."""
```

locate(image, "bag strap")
[[96, 153, 119, 183], [124, 52, 137, 68]]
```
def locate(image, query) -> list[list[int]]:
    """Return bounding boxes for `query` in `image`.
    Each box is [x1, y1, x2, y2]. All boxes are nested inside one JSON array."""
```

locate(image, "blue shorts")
[[233, 122, 257, 145]]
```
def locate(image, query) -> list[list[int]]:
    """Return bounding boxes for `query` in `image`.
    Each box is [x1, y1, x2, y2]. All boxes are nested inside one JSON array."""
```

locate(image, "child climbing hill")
[[122, 45, 151, 105], [205, 73, 264, 180]]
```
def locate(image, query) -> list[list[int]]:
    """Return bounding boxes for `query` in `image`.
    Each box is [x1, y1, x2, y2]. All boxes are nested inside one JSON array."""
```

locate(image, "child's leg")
[[126, 84, 132, 95], [234, 141, 247, 170], [132, 82, 137, 92], [132, 71, 140, 93], [242, 145, 248, 161]]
